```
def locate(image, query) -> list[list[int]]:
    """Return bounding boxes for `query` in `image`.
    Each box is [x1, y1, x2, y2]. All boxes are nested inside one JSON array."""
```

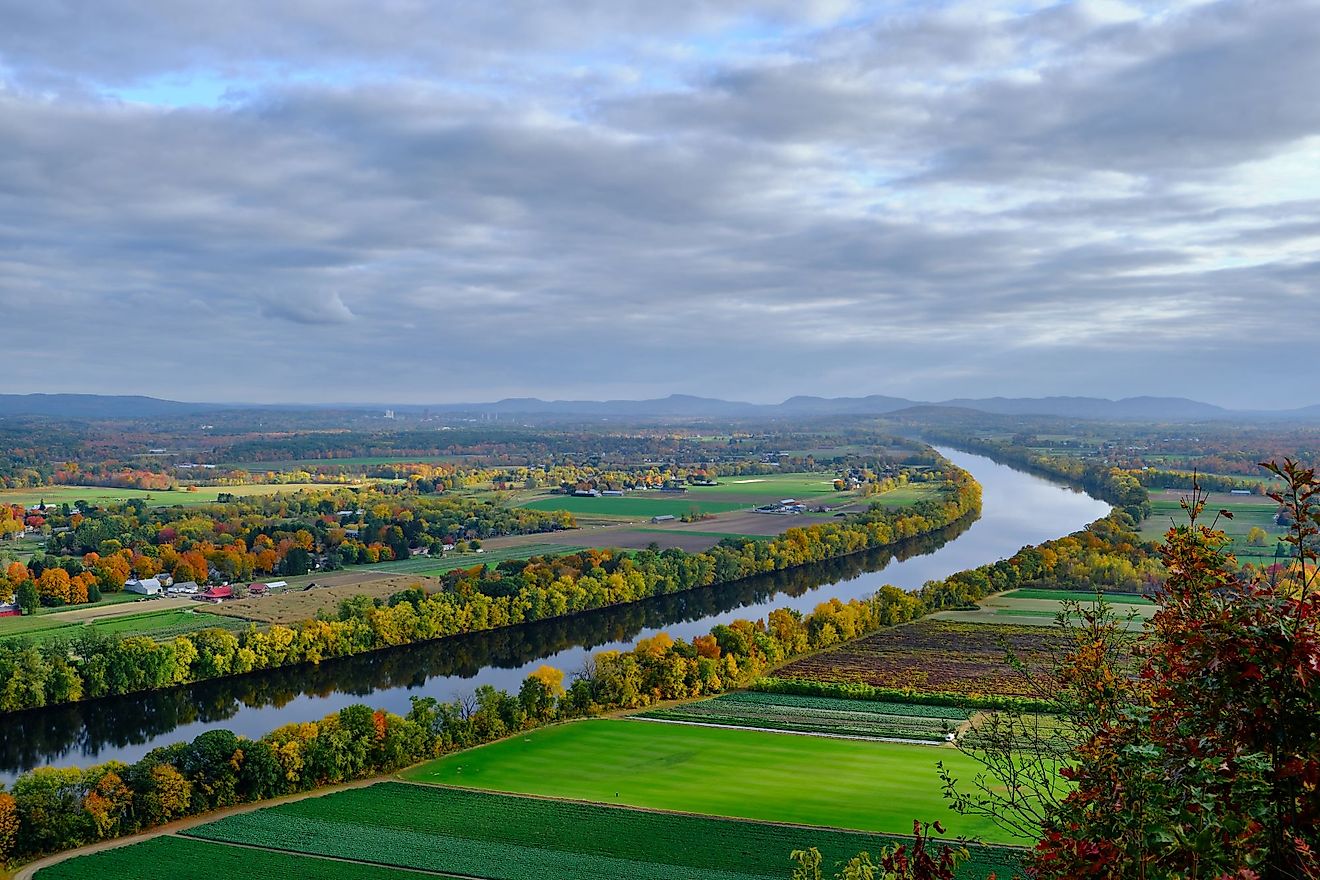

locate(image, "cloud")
[[0, 0, 1317, 409]]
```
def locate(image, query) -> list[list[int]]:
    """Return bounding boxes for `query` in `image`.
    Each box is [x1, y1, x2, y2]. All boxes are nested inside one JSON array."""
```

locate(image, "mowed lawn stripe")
[[403, 718, 1021, 844]]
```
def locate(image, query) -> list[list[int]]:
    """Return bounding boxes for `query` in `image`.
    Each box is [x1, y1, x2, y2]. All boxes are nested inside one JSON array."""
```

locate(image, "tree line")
[[0, 465, 980, 713]]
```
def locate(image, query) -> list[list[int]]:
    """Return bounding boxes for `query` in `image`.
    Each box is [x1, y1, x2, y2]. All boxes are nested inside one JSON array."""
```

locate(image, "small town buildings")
[[125, 578, 164, 596]]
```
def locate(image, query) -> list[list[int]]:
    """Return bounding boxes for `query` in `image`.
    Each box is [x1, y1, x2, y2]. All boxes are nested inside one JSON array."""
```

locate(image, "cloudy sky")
[[2, 0, 1318, 408]]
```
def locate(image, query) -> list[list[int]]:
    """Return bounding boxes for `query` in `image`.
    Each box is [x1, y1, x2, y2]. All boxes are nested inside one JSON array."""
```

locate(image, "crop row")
[[184, 782, 1020, 879], [37, 835, 426, 880], [715, 690, 969, 719], [639, 708, 955, 741], [774, 620, 1063, 697]]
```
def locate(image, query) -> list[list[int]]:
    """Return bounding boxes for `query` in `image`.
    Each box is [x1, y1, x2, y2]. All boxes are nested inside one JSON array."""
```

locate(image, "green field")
[[36, 834, 430, 880], [179, 783, 1019, 880], [303, 542, 590, 580], [933, 586, 1156, 629], [637, 691, 967, 741], [520, 495, 748, 518], [229, 454, 464, 472], [0, 483, 357, 510], [1141, 495, 1291, 561], [1004, 588, 1154, 605], [404, 718, 1024, 844], [0, 607, 243, 643]]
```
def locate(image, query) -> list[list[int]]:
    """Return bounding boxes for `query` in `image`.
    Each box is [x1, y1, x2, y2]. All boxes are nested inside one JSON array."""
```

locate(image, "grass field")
[[520, 494, 749, 518], [0, 483, 358, 510], [932, 588, 1156, 629], [179, 782, 1019, 879], [0, 606, 242, 643], [1141, 493, 1291, 562], [36, 834, 431, 880], [403, 718, 1024, 844], [636, 691, 967, 741]]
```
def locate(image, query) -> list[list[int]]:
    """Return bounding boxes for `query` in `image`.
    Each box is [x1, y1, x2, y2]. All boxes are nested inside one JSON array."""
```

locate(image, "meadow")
[[0, 606, 244, 643], [0, 482, 354, 509], [1141, 492, 1291, 561], [403, 717, 1024, 844], [519, 494, 748, 518], [172, 782, 1023, 879], [932, 587, 1155, 628]]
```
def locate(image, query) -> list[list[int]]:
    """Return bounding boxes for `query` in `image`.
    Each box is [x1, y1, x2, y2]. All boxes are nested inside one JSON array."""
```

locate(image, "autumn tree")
[[981, 463, 1320, 879]]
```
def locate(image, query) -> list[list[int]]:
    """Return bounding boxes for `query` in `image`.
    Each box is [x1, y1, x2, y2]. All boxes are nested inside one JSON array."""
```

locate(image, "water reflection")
[[0, 448, 1110, 779]]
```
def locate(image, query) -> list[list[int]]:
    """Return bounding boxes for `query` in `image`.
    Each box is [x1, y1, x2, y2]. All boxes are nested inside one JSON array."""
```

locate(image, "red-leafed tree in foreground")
[[1034, 461, 1320, 879]]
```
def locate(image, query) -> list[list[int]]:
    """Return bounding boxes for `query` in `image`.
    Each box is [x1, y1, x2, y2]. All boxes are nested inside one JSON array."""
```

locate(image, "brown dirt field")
[[206, 575, 441, 625], [774, 619, 1065, 697]]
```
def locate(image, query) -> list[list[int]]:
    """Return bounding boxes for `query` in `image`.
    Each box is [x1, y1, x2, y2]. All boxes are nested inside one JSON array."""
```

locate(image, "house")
[[199, 585, 234, 602], [153, 573, 174, 587], [125, 578, 163, 596]]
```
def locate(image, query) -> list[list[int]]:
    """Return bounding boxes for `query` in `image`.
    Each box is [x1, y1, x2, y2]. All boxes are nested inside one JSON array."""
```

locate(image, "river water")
[[0, 449, 1109, 781]]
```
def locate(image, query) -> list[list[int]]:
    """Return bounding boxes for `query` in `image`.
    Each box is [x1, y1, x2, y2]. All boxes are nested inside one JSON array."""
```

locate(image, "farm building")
[[199, 585, 234, 602], [651, 514, 676, 523], [167, 581, 200, 595], [248, 583, 269, 595], [125, 578, 164, 596], [0, 603, 20, 618]]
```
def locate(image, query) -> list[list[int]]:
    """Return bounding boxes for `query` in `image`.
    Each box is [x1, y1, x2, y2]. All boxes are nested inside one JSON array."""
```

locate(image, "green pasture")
[[519, 494, 747, 518], [931, 587, 1155, 629], [0, 607, 240, 643], [1141, 495, 1292, 561], [0, 483, 353, 510], [404, 717, 1026, 844], [276, 542, 591, 586], [689, 473, 852, 499]]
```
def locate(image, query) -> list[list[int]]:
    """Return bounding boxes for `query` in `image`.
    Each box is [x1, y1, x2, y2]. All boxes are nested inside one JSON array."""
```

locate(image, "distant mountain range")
[[3, 392, 1319, 422]]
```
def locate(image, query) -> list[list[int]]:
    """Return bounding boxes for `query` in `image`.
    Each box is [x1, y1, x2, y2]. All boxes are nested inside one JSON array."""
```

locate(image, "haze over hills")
[[3, 392, 1319, 422]]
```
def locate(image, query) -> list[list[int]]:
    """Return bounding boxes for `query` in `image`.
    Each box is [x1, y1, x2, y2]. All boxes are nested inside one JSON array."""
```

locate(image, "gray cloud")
[[1, 0, 1318, 409]]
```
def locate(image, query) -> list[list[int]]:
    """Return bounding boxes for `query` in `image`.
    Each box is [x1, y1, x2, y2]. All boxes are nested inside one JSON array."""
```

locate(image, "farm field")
[[35, 834, 431, 880], [0, 482, 356, 509], [931, 587, 1155, 628], [403, 717, 1025, 844], [177, 782, 1020, 879], [774, 619, 1063, 697], [0, 606, 243, 643], [228, 454, 465, 472], [519, 494, 748, 518], [1141, 492, 1291, 561], [636, 691, 967, 741]]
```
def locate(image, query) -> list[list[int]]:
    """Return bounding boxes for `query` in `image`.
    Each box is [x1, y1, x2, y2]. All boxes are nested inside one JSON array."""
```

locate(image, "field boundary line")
[[9, 775, 388, 880], [626, 714, 952, 746], [392, 778, 1030, 852], [173, 834, 487, 879]]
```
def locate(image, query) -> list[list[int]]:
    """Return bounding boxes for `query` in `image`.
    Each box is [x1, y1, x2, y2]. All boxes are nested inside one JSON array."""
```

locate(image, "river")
[[0, 448, 1110, 781]]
